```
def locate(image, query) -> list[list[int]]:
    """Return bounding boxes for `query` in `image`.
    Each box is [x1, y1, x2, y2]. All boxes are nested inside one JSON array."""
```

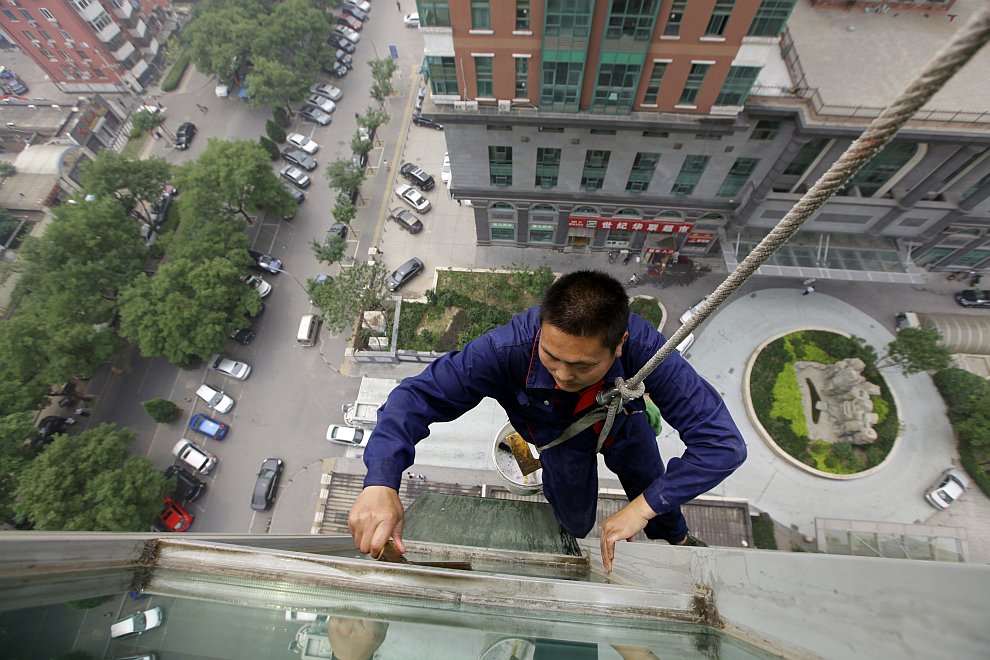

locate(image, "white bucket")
[[492, 422, 543, 496]]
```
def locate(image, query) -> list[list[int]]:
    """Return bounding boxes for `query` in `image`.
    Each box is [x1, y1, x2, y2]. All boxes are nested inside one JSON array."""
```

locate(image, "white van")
[[297, 314, 322, 347], [172, 439, 218, 475]]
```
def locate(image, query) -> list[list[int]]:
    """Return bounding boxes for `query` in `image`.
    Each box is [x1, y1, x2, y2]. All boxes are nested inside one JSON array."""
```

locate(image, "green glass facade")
[[540, 0, 593, 112]]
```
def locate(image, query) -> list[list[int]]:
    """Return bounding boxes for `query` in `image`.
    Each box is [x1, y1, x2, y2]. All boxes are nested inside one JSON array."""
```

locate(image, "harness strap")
[[537, 406, 635, 453]]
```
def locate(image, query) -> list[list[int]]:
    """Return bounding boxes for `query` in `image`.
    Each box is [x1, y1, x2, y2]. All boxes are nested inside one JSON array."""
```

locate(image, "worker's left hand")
[[327, 616, 388, 660], [600, 494, 656, 574]]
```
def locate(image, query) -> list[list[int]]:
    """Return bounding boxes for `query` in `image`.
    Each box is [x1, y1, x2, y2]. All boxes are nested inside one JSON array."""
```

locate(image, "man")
[[349, 270, 746, 572]]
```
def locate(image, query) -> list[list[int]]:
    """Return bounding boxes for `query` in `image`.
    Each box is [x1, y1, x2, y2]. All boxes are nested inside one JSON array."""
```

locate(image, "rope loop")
[[615, 376, 646, 403]]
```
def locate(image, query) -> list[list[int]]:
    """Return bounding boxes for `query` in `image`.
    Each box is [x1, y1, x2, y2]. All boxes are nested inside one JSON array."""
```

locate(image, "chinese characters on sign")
[[566, 217, 694, 234]]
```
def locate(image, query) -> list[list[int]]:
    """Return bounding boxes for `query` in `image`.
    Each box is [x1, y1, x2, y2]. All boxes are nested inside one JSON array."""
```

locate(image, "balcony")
[[75, 0, 104, 23], [130, 58, 149, 79], [112, 40, 135, 62], [112, 0, 133, 20], [95, 20, 121, 43], [130, 18, 147, 40]]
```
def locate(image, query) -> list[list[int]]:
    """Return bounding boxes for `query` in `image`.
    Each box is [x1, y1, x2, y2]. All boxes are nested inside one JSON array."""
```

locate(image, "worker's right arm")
[[348, 485, 405, 556]]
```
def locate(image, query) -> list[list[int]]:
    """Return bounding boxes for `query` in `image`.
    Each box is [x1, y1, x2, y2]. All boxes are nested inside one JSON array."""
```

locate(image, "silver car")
[[310, 83, 343, 102], [305, 94, 336, 115], [110, 607, 164, 639], [208, 353, 251, 380]]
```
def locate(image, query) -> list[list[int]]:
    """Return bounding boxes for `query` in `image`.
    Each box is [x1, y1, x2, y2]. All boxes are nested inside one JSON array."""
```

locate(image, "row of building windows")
[[1, 6, 58, 22], [484, 146, 761, 198]]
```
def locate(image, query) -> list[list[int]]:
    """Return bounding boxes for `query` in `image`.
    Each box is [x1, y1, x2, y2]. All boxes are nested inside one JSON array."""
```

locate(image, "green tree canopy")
[[369, 57, 398, 106], [79, 151, 171, 221], [129, 108, 168, 138], [311, 236, 346, 265], [119, 257, 261, 366], [0, 412, 37, 521], [184, 0, 262, 83], [325, 158, 366, 197], [12, 424, 167, 531], [245, 57, 310, 111], [308, 261, 388, 334], [360, 106, 390, 134], [165, 188, 253, 264], [880, 327, 952, 375], [332, 195, 356, 227]]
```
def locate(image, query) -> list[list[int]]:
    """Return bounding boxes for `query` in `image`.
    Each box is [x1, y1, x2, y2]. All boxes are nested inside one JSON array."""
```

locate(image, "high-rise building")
[[420, 0, 990, 281], [0, 0, 177, 93]]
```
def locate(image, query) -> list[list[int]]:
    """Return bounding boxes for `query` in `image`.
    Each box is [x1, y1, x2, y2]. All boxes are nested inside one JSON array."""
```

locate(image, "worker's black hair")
[[540, 270, 629, 350]]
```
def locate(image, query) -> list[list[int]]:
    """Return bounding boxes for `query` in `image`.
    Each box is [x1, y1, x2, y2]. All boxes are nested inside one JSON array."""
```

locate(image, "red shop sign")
[[567, 217, 693, 233]]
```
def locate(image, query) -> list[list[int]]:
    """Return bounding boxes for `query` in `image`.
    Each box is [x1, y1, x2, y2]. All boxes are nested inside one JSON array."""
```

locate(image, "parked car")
[[328, 34, 356, 54], [343, 4, 368, 21], [110, 607, 164, 639], [310, 83, 343, 102], [326, 424, 368, 446], [327, 223, 349, 241], [441, 153, 451, 186], [385, 257, 425, 292], [335, 49, 354, 69], [678, 296, 710, 325], [337, 14, 363, 31], [174, 122, 197, 150], [282, 148, 317, 171], [305, 94, 336, 115], [148, 185, 176, 227], [248, 249, 284, 273], [342, 0, 371, 14], [327, 62, 349, 79], [241, 273, 272, 298], [208, 353, 251, 380], [231, 326, 256, 345], [154, 496, 193, 532], [394, 184, 432, 212], [283, 183, 305, 204], [400, 163, 435, 191], [164, 465, 205, 503], [36, 415, 70, 445], [195, 383, 234, 414], [332, 26, 360, 43], [173, 438, 218, 474], [189, 413, 229, 441], [675, 332, 696, 355], [0, 67, 28, 95], [299, 106, 332, 126], [925, 468, 970, 509], [403, 12, 420, 27], [412, 114, 443, 130], [954, 289, 990, 308], [251, 457, 284, 511], [286, 133, 319, 154], [389, 207, 423, 234]]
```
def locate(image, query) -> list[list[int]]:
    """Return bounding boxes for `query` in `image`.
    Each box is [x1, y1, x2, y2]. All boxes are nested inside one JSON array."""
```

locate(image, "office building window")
[[40, 49, 56, 61], [540, 61, 583, 112], [73, 0, 92, 9], [963, 172, 990, 200], [59, 30, 73, 41], [18, 9, 34, 21], [606, 0, 659, 41], [671, 155, 710, 196], [475, 56, 494, 97], [489, 146, 513, 187], [419, 0, 451, 27], [516, 0, 530, 29], [23, 30, 36, 41], [581, 150, 611, 191], [848, 140, 918, 196], [748, 0, 797, 37], [715, 66, 761, 105], [489, 203, 516, 240], [56, 49, 72, 61], [2, 9, 18, 21], [76, 49, 91, 61], [535, 148, 561, 189], [530, 223, 555, 243], [705, 0, 734, 36], [678, 63, 710, 105], [783, 138, 829, 176], [39, 7, 56, 21], [626, 152, 660, 193], [425, 56, 458, 96], [663, 0, 687, 36], [642, 62, 667, 105], [471, 0, 490, 29], [717, 157, 760, 197], [544, 0, 592, 38], [750, 119, 781, 141], [591, 63, 641, 113], [39, 30, 53, 41], [89, 12, 112, 31], [515, 57, 529, 98]]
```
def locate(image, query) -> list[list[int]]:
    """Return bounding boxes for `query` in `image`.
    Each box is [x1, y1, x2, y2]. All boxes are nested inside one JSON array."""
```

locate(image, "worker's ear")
[[613, 332, 629, 359]]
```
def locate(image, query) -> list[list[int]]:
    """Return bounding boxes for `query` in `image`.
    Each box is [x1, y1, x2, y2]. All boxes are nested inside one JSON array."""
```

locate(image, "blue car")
[[189, 413, 229, 441]]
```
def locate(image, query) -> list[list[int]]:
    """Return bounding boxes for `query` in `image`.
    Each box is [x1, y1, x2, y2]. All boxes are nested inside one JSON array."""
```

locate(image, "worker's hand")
[[348, 485, 405, 557], [327, 616, 388, 660], [600, 494, 656, 574]]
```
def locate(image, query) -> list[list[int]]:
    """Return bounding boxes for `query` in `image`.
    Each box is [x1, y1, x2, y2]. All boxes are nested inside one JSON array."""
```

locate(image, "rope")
[[593, 5, 990, 446]]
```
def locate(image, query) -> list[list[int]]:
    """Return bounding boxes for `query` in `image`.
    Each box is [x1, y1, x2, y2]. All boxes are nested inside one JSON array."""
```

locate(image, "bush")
[[160, 51, 191, 92], [629, 297, 663, 330], [143, 398, 179, 423], [770, 363, 808, 437], [259, 136, 280, 161], [265, 119, 286, 144], [751, 512, 777, 550], [66, 595, 113, 610], [273, 106, 291, 128], [933, 368, 990, 497]]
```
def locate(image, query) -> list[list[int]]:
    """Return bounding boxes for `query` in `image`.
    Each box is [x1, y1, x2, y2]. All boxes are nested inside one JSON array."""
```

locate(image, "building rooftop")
[[785, 0, 990, 116]]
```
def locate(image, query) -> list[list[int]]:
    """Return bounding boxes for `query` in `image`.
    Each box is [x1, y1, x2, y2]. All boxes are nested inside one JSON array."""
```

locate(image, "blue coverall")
[[363, 306, 747, 543]]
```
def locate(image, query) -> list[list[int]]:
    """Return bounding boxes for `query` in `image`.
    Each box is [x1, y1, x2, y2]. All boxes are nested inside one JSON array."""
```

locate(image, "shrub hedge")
[[160, 51, 191, 92], [629, 297, 664, 330], [932, 368, 990, 498]]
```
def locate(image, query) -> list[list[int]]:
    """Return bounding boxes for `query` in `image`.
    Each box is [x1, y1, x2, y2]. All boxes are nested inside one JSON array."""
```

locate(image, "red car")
[[337, 14, 363, 31], [154, 496, 194, 532]]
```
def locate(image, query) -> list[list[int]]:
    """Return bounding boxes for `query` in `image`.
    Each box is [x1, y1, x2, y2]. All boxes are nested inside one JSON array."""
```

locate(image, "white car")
[[440, 152, 451, 186], [309, 83, 343, 102], [925, 468, 970, 509], [241, 274, 272, 298], [675, 332, 695, 355], [305, 94, 336, 114], [395, 184, 431, 213], [343, 0, 371, 14], [326, 424, 368, 447], [334, 26, 360, 43], [110, 607, 164, 639], [196, 383, 234, 414], [286, 133, 319, 154], [678, 296, 710, 325], [280, 164, 311, 189], [403, 12, 419, 27], [208, 353, 251, 380]]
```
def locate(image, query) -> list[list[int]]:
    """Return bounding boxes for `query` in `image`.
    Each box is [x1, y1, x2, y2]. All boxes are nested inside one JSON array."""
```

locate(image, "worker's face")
[[538, 323, 626, 392]]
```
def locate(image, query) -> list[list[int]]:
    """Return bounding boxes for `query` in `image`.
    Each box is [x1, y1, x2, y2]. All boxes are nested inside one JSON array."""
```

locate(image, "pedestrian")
[[406, 471, 416, 479], [196, 103, 208, 113], [347, 270, 746, 573], [417, 474, 426, 481], [382, 159, 389, 171], [152, 129, 161, 139], [628, 273, 640, 286], [355, 112, 360, 121], [801, 277, 816, 287], [803, 285, 816, 296], [396, 0, 401, 10], [156, 101, 163, 109], [74, 407, 91, 417]]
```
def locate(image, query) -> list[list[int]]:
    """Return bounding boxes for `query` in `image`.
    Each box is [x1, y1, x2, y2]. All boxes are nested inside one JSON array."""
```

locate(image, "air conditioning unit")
[[498, 100, 511, 112], [464, 101, 478, 111], [453, 101, 467, 111]]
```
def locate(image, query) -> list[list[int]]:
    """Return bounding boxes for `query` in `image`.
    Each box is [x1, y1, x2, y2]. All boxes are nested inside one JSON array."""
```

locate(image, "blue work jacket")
[[363, 306, 746, 516]]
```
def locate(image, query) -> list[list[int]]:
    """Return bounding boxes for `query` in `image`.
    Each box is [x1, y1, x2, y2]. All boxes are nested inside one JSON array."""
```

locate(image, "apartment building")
[[0, 0, 176, 93], [418, 0, 990, 281]]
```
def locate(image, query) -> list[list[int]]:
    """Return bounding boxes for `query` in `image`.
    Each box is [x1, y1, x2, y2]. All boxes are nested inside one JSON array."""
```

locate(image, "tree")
[[143, 398, 180, 423], [265, 119, 286, 144], [12, 424, 168, 531], [879, 327, 952, 375], [326, 158, 366, 197], [351, 130, 373, 160], [332, 195, 357, 227], [369, 57, 398, 106], [245, 57, 309, 113], [129, 108, 172, 139], [164, 188, 253, 264], [79, 151, 170, 221], [0, 412, 37, 522], [184, 0, 261, 84], [308, 261, 389, 334], [273, 106, 291, 128], [259, 136, 280, 160], [360, 106, 391, 136], [0, 161, 15, 180], [119, 257, 261, 366], [311, 236, 346, 265]]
